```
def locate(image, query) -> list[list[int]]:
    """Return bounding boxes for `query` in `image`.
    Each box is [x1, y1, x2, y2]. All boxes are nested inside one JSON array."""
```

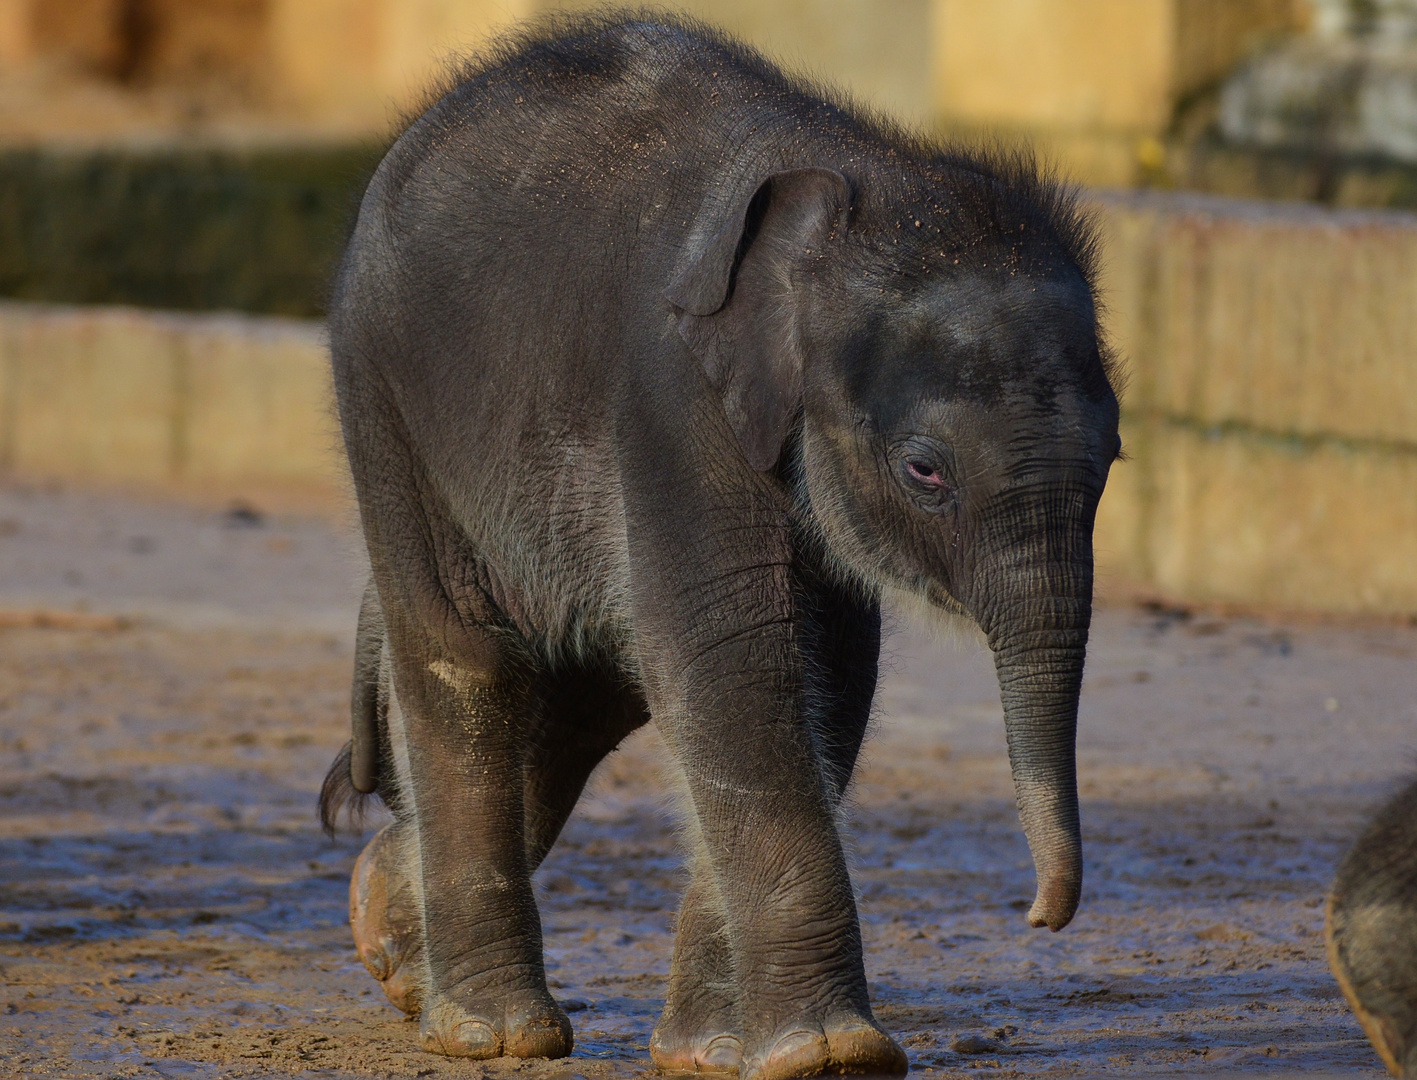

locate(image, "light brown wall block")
[[932, 0, 1304, 185], [1093, 190, 1417, 613], [180, 314, 337, 484], [0, 305, 179, 483], [1096, 416, 1417, 613], [0, 302, 344, 494], [1096, 191, 1417, 447]]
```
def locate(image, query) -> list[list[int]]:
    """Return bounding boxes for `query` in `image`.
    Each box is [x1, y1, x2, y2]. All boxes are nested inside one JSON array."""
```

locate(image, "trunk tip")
[[1027, 875, 1081, 931], [1026, 903, 1074, 932]]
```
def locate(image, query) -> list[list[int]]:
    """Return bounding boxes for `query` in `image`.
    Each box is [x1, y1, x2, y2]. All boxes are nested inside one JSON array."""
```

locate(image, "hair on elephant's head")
[[666, 154, 1122, 932]]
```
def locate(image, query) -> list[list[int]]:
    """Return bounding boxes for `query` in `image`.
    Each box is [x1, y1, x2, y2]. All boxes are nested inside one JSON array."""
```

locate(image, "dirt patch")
[[0, 484, 1400, 1077]]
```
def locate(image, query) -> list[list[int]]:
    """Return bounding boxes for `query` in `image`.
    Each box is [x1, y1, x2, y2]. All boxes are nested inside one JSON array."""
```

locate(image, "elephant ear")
[[665, 168, 851, 471]]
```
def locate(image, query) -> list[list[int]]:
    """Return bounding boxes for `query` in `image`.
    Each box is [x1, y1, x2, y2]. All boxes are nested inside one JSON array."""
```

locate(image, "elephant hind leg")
[[350, 565, 571, 1059], [522, 661, 650, 871], [347, 657, 648, 1023], [649, 855, 742, 1073], [351, 817, 426, 1016]]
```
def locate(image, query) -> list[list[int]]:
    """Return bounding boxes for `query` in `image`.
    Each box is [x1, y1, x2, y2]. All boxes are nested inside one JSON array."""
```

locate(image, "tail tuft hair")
[[319, 741, 376, 837]]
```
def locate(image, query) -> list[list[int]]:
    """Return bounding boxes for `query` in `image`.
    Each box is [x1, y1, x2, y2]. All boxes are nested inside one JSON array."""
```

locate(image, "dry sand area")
[[0, 482, 1406, 1078]]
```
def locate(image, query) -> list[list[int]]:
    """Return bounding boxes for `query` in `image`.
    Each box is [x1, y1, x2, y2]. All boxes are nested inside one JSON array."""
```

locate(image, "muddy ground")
[[0, 483, 1406, 1078]]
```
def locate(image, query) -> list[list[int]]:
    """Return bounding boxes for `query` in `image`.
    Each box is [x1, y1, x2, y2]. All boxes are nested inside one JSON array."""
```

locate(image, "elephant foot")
[[419, 990, 573, 1059], [650, 1019, 743, 1073], [650, 973, 742, 1073], [350, 822, 425, 1015], [742, 1018, 908, 1080]]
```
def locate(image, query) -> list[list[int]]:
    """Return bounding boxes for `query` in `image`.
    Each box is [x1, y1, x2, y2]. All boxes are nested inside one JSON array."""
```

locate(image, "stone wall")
[[932, 0, 1305, 185], [0, 303, 342, 496], [0, 1, 1306, 186], [1094, 190, 1417, 613], [2, 190, 1415, 615], [0, 0, 937, 134]]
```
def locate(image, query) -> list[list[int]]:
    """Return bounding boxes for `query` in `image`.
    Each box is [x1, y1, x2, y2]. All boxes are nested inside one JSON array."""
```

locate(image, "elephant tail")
[[320, 578, 394, 836], [320, 740, 368, 836]]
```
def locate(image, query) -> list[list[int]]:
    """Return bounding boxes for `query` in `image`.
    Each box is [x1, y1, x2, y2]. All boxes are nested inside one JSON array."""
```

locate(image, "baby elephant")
[[320, 14, 1121, 1080], [1328, 778, 1417, 1077]]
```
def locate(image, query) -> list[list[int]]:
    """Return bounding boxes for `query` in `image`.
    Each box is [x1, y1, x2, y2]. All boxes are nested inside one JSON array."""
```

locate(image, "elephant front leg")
[[390, 646, 571, 1060], [651, 593, 885, 1076], [650, 739, 871, 1075], [650, 789, 889, 1078], [648, 667, 905, 1079]]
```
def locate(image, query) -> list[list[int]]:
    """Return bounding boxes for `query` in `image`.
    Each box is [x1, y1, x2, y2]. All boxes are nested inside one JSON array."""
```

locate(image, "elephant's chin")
[[925, 581, 969, 617]]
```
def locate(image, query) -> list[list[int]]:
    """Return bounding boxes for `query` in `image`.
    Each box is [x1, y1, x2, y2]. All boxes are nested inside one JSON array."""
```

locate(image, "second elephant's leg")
[[522, 665, 651, 871], [648, 851, 741, 1071]]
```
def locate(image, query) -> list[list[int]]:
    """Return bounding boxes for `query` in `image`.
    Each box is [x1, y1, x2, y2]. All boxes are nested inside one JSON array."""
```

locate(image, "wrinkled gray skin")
[[1327, 777, 1417, 1078], [321, 16, 1120, 1080]]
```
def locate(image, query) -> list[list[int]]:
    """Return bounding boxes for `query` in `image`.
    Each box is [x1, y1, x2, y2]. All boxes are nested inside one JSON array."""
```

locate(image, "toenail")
[[763, 1027, 829, 1071], [451, 1018, 499, 1054], [701, 1033, 742, 1068], [773, 1029, 822, 1052], [359, 946, 391, 981]]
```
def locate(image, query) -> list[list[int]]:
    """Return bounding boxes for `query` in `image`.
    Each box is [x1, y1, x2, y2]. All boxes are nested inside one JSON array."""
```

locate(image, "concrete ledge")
[[5, 187, 1417, 615], [1097, 415, 1417, 613], [1097, 190, 1417, 447], [1094, 191, 1417, 613], [0, 302, 346, 497]]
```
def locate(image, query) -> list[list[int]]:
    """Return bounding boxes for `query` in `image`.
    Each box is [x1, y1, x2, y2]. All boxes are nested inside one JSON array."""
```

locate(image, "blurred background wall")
[[0, 0, 1307, 170], [1, 0, 1415, 618]]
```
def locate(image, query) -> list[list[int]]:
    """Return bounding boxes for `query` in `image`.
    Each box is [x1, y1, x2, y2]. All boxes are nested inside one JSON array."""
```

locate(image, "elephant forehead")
[[921, 273, 1095, 353]]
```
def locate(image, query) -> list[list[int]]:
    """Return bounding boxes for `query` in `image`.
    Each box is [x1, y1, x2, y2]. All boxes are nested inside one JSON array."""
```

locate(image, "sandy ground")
[[0, 482, 1405, 1079]]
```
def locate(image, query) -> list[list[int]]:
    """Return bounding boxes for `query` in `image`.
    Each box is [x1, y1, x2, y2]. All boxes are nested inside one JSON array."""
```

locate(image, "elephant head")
[[666, 157, 1121, 931]]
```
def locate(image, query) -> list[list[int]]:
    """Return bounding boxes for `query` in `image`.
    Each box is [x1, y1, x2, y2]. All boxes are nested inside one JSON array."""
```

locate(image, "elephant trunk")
[[987, 594, 1090, 932]]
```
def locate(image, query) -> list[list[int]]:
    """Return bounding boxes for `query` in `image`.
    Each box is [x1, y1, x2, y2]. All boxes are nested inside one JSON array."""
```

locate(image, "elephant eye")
[[892, 436, 958, 511], [905, 459, 943, 486]]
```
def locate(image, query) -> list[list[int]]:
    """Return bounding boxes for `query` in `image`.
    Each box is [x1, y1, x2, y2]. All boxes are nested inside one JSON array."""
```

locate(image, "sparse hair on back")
[[392, 8, 1112, 345]]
